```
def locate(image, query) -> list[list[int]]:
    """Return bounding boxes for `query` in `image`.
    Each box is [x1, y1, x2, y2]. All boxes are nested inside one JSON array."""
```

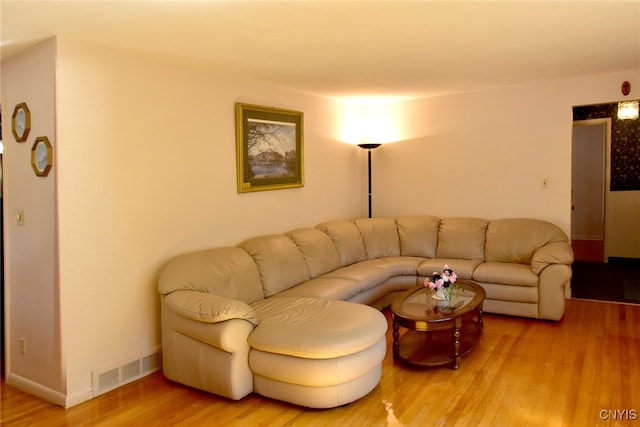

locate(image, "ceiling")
[[2, 1, 640, 100]]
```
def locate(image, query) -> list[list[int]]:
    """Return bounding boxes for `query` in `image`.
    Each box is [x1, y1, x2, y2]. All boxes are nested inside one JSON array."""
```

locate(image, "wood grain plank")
[[2, 299, 639, 426]]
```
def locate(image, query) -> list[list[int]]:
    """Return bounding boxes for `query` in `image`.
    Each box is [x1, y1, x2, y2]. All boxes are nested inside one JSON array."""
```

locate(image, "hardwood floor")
[[2, 298, 640, 426]]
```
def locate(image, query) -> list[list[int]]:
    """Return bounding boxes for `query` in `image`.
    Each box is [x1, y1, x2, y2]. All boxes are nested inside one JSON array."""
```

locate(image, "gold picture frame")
[[235, 103, 304, 193], [31, 136, 53, 177], [12, 102, 31, 142]]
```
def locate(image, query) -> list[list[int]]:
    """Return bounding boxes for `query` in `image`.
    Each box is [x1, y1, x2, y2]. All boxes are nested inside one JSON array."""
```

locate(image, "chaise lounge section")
[[158, 215, 573, 408]]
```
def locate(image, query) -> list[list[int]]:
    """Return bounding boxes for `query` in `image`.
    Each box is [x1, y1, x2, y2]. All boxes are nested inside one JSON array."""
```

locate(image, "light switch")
[[16, 210, 25, 225], [541, 179, 549, 190]]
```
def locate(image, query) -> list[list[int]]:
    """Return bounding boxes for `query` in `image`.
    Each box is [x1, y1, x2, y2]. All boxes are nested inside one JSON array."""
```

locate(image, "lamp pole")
[[358, 143, 381, 218]]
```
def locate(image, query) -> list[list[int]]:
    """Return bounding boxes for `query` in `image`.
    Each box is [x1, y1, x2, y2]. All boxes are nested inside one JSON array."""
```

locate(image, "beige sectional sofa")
[[158, 216, 573, 408]]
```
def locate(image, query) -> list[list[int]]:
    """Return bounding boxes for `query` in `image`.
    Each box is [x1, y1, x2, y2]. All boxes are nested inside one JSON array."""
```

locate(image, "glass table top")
[[394, 281, 485, 321]]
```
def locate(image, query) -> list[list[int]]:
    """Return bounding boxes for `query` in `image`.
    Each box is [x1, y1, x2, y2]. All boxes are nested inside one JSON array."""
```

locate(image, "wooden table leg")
[[392, 316, 400, 359], [452, 317, 462, 369]]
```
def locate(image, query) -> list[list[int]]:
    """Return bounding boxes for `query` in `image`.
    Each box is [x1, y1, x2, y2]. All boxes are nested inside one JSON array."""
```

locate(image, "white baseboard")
[[7, 346, 162, 409], [65, 388, 95, 408], [5, 372, 73, 408]]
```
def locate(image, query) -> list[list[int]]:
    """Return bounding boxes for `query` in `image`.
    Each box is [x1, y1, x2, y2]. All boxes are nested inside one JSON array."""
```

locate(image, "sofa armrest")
[[531, 241, 574, 275], [164, 290, 259, 325]]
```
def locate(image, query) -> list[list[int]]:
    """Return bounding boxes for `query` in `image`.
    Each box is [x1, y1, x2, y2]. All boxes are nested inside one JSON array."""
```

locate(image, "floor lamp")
[[358, 143, 381, 218]]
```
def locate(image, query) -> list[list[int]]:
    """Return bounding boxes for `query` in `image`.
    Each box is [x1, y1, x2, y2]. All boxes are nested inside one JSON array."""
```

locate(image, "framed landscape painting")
[[236, 103, 304, 193]]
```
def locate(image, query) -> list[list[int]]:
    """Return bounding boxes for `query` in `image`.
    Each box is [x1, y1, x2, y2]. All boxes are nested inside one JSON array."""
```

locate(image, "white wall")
[[4, 37, 365, 406], [3, 36, 639, 407], [1, 39, 63, 399], [374, 70, 640, 240], [54, 38, 370, 404], [373, 84, 573, 232]]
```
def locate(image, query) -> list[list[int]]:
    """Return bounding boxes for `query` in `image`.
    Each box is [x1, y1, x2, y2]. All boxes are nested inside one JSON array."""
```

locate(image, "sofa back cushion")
[[396, 215, 440, 258], [437, 217, 488, 261], [316, 220, 367, 266], [158, 247, 264, 304], [355, 218, 401, 259], [485, 218, 569, 264], [239, 235, 311, 297], [286, 228, 341, 278]]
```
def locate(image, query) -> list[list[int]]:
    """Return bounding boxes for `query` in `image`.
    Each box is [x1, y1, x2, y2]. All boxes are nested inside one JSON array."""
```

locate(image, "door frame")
[[572, 118, 611, 262]]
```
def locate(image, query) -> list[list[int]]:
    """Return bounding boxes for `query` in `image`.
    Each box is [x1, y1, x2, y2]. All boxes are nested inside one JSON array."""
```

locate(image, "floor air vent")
[[92, 348, 161, 397]]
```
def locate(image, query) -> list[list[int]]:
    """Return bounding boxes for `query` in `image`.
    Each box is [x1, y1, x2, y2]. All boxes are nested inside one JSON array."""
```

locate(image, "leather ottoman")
[[248, 297, 388, 408]]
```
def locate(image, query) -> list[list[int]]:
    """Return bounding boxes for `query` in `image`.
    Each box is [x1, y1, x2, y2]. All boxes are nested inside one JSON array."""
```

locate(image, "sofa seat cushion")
[[322, 257, 422, 292], [328, 257, 421, 281], [417, 258, 482, 280], [382, 256, 425, 274], [479, 282, 538, 303], [277, 257, 423, 301], [473, 262, 538, 287], [249, 297, 387, 359], [276, 276, 362, 301]]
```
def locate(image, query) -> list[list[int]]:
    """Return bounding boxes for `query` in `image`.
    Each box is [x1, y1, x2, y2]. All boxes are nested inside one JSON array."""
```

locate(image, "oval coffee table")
[[391, 280, 485, 369]]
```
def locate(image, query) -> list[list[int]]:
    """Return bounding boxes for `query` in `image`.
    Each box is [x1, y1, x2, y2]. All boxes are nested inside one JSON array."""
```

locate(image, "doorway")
[[571, 119, 610, 262]]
